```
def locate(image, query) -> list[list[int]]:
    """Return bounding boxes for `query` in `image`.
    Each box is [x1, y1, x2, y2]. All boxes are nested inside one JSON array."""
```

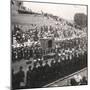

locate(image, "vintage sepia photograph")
[[11, 0, 88, 89]]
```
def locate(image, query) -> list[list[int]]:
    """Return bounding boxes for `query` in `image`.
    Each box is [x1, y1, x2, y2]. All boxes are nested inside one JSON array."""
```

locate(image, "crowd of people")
[[12, 21, 86, 45], [12, 35, 87, 62], [12, 46, 87, 89], [12, 24, 87, 61], [12, 24, 87, 89]]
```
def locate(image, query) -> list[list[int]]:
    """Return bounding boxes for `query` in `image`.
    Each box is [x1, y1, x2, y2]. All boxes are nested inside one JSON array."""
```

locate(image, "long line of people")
[[12, 36, 87, 62], [12, 47, 87, 89]]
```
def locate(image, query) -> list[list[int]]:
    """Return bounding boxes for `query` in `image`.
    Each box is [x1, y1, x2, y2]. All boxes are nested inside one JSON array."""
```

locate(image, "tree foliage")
[[74, 13, 87, 27]]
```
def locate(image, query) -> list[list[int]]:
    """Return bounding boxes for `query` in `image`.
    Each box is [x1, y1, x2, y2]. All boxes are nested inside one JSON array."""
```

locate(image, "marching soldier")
[[17, 66, 25, 88], [26, 66, 32, 88]]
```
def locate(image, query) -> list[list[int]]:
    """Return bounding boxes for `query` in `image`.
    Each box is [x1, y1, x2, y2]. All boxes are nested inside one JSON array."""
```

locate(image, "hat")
[[20, 66, 23, 70], [34, 59, 37, 62], [29, 66, 31, 69], [53, 60, 56, 63], [39, 60, 43, 64], [46, 60, 48, 63], [58, 59, 60, 62], [38, 58, 41, 61]]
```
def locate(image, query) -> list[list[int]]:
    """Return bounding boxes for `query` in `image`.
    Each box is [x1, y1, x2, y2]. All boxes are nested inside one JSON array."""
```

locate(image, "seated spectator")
[[70, 78, 79, 86], [80, 76, 87, 85]]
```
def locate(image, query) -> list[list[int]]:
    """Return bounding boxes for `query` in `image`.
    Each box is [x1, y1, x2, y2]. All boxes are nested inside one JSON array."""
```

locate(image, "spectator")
[[80, 76, 87, 85], [70, 78, 78, 86]]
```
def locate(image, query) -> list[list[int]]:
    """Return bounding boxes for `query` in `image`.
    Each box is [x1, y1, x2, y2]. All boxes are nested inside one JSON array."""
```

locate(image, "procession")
[[11, 0, 88, 89]]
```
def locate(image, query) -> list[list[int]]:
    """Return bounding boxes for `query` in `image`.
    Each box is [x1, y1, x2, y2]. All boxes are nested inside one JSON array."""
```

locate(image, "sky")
[[22, 2, 87, 20]]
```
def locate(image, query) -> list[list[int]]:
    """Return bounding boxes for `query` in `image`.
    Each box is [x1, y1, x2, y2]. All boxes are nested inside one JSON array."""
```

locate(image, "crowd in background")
[[12, 22, 86, 45]]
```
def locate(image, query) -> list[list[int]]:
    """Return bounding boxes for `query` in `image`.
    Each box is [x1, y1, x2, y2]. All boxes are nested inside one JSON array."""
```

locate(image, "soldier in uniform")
[[50, 60, 56, 80], [43, 61, 50, 83], [17, 66, 25, 88], [32, 62, 39, 88], [26, 66, 32, 88], [38, 60, 44, 86]]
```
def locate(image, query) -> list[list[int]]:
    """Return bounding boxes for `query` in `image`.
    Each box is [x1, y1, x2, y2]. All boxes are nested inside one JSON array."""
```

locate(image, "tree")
[[74, 13, 87, 27]]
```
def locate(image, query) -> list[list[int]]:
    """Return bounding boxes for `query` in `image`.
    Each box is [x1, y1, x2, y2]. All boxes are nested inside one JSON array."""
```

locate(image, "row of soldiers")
[[12, 24, 87, 62], [12, 49, 87, 89], [12, 36, 87, 62]]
